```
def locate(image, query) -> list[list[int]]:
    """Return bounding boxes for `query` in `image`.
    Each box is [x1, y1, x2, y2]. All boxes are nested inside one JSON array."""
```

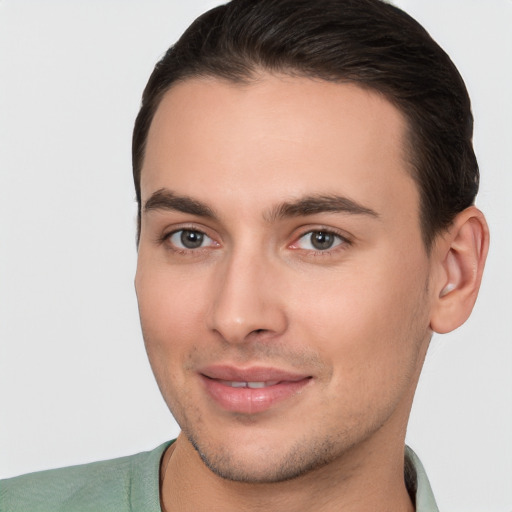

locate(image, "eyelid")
[[170, 229, 216, 249], [159, 223, 221, 250], [288, 226, 352, 252], [156, 223, 351, 255]]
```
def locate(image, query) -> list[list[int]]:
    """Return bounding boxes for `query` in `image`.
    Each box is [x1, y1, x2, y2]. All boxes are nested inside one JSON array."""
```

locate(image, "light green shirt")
[[0, 443, 438, 511]]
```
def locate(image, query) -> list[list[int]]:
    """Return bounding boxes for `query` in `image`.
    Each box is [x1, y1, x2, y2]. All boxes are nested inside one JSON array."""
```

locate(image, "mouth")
[[199, 366, 312, 414], [216, 380, 281, 389]]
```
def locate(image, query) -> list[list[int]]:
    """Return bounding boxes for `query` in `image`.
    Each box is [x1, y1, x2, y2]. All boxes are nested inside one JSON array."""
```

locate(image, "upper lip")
[[199, 365, 311, 383]]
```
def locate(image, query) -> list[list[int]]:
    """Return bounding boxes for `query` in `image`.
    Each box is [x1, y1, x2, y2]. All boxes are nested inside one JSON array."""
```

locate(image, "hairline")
[[135, 68, 436, 252]]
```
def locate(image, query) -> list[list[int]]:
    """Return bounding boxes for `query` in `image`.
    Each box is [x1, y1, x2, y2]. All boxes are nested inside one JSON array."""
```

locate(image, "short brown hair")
[[133, 0, 479, 249]]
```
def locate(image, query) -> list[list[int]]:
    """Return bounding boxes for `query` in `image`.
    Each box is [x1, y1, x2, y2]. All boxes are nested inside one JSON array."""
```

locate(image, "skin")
[[135, 74, 488, 511]]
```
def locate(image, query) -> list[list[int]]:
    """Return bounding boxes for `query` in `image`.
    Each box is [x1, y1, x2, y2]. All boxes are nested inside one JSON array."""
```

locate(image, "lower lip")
[[201, 376, 311, 414]]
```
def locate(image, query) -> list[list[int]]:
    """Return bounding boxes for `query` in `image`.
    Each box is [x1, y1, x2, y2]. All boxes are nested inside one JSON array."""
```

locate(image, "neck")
[[160, 429, 415, 512]]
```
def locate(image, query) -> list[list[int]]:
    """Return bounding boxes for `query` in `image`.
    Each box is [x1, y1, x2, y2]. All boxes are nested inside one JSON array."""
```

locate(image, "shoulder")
[[0, 441, 171, 512]]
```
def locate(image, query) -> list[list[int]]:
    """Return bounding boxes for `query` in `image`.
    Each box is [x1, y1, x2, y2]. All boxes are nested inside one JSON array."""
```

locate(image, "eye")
[[168, 229, 216, 250], [293, 230, 345, 251]]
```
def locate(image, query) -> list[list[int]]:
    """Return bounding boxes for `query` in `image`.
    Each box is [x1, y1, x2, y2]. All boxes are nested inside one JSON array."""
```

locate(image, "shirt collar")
[[405, 445, 439, 512]]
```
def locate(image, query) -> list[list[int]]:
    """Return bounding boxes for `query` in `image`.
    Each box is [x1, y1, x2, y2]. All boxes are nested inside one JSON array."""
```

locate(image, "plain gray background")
[[0, 1, 510, 510]]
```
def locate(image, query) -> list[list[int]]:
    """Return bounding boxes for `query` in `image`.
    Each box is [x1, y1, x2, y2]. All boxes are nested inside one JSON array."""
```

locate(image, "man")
[[1, 0, 490, 511]]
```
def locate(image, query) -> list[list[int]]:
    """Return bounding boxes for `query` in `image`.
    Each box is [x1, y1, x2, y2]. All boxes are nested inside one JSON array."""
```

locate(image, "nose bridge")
[[207, 241, 287, 344]]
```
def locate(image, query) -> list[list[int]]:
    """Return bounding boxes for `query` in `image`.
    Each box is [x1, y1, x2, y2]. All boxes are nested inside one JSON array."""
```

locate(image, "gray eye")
[[310, 232, 336, 250], [169, 229, 210, 249], [296, 231, 343, 251], [181, 230, 204, 248]]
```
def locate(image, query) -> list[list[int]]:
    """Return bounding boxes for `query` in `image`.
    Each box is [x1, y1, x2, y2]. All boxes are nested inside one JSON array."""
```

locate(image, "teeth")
[[225, 381, 279, 388], [247, 382, 266, 389], [229, 381, 247, 388]]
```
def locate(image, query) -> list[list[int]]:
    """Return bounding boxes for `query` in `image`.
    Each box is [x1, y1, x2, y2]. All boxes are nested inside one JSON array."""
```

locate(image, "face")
[[136, 75, 435, 483]]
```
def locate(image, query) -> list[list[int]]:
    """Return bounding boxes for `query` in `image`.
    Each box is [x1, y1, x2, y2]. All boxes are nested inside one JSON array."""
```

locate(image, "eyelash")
[[160, 226, 351, 256], [160, 226, 218, 254], [290, 228, 351, 256]]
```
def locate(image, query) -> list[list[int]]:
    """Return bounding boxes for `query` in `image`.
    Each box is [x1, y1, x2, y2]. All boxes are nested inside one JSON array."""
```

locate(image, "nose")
[[206, 249, 288, 344]]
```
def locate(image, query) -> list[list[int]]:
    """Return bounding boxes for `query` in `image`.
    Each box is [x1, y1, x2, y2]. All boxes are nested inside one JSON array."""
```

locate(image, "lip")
[[199, 365, 312, 414]]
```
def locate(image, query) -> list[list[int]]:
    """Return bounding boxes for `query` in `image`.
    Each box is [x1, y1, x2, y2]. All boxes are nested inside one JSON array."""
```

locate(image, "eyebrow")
[[265, 194, 379, 222], [143, 188, 379, 221], [144, 188, 216, 218]]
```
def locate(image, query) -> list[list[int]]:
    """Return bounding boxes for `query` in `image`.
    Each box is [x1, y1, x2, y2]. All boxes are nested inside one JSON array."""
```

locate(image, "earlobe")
[[430, 206, 489, 334]]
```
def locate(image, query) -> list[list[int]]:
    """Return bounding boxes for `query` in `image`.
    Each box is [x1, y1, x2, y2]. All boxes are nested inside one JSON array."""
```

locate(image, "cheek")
[[135, 263, 209, 371], [290, 251, 430, 388], [135, 265, 213, 423]]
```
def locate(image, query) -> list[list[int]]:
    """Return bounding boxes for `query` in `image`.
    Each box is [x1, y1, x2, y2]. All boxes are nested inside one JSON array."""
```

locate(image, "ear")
[[429, 206, 489, 334]]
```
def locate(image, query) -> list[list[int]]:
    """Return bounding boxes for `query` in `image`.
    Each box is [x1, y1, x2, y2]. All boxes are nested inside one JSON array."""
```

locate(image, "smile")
[[219, 380, 280, 389], [199, 367, 312, 414]]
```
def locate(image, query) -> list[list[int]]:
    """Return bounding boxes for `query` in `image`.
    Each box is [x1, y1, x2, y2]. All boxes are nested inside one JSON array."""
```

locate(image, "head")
[[133, 0, 479, 251], [133, 0, 488, 486]]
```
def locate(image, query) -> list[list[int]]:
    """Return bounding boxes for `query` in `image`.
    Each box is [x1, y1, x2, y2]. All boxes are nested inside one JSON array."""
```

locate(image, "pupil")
[[181, 230, 204, 249], [312, 231, 333, 250]]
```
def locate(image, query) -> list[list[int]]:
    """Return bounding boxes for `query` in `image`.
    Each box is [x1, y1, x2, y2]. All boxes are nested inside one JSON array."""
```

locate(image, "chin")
[[187, 429, 339, 484]]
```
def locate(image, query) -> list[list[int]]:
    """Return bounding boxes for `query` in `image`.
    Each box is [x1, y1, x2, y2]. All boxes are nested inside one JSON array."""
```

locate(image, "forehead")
[[141, 74, 418, 222]]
